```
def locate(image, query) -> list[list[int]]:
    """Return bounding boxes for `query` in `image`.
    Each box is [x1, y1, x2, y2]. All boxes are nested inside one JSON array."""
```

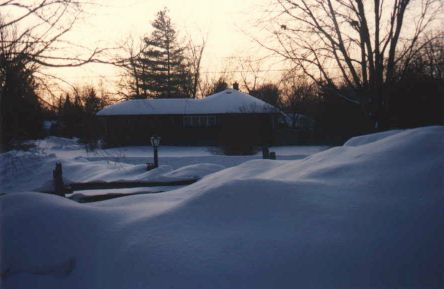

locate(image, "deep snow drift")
[[0, 137, 325, 194], [1, 126, 443, 289]]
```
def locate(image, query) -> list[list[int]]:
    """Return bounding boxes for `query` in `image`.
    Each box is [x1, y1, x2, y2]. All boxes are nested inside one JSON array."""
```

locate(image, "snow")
[[97, 89, 278, 116], [1, 126, 443, 289], [161, 163, 225, 179], [0, 158, 209, 194], [67, 186, 180, 198], [344, 129, 403, 146], [195, 89, 278, 114], [0, 138, 325, 194]]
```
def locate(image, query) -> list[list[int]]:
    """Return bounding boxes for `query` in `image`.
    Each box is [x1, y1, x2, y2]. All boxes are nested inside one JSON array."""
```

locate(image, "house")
[[97, 89, 281, 147]]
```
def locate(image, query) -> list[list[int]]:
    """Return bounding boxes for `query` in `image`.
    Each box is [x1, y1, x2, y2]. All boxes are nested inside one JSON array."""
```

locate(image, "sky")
[[5, 0, 441, 100], [50, 0, 276, 95]]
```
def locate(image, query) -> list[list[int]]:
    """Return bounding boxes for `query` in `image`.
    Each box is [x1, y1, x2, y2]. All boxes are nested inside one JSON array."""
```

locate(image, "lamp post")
[[150, 135, 161, 168]]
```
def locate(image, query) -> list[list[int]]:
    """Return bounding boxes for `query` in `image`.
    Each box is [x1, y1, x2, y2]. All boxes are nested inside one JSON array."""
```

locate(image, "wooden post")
[[262, 146, 270, 159], [53, 162, 65, 196], [269, 152, 276, 160], [154, 146, 159, 168]]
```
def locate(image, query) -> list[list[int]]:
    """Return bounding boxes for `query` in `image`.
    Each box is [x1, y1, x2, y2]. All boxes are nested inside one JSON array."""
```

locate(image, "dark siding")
[[100, 114, 278, 147]]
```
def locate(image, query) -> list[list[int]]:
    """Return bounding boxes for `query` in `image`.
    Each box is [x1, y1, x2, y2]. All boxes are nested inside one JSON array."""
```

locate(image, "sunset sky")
[[3, 0, 441, 99], [49, 0, 276, 95]]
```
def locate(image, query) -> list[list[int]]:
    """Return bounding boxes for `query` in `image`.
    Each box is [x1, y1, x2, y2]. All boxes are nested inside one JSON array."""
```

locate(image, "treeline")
[[1, 2, 443, 150], [0, 1, 105, 151], [256, 0, 444, 143], [116, 7, 442, 144], [200, 35, 444, 144], [51, 87, 110, 146]]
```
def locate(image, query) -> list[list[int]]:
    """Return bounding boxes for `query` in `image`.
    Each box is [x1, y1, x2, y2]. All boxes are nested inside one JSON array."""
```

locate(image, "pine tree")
[[138, 9, 192, 98], [0, 52, 44, 149]]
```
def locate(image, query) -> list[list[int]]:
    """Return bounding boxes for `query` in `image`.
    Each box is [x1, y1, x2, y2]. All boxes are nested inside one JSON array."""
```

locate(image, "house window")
[[208, 116, 216, 127], [191, 116, 199, 127], [199, 116, 206, 127], [183, 115, 218, 128], [183, 116, 192, 127]]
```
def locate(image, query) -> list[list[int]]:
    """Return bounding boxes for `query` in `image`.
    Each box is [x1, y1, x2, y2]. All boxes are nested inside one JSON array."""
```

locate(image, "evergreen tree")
[[250, 83, 281, 107], [55, 86, 108, 141], [0, 53, 44, 149], [138, 9, 192, 98], [208, 77, 228, 95]]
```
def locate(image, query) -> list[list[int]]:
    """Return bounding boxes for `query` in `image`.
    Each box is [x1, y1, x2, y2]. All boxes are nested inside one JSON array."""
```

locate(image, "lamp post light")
[[150, 135, 161, 168]]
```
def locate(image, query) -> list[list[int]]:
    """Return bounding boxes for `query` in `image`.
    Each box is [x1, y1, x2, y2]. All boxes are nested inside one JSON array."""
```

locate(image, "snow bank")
[[1, 126, 443, 289], [33, 136, 80, 151], [0, 136, 323, 193], [0, 150, 58, 193], [343, 129, 403, 146], [0, 153, 224, 193], [162, 163, 225, 179]]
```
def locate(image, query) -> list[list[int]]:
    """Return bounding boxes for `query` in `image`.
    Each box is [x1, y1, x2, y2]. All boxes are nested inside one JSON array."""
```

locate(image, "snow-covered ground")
[[1, 126, 443, 289], [0, 137, 326, 193]]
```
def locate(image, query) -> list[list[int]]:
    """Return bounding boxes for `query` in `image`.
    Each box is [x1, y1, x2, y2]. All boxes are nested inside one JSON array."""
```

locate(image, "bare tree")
[[0, 0, 105, 148], [0, 0, 103, 68], [116, 35, 147, 99], [238, 57, 263, 93], [1, 0, 107, 105], [280, 73, 321, 127], [187, 36, 206, 98], [399, 31, 444, 80], [260, 0, 442, 128]]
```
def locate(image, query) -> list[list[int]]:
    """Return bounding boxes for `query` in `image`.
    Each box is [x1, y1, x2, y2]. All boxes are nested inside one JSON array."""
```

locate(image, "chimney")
[[232, 82, 239, 90]]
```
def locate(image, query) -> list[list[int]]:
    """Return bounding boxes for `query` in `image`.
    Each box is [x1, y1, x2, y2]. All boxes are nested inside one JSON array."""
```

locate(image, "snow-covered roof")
[[97, 89, 279, 116]]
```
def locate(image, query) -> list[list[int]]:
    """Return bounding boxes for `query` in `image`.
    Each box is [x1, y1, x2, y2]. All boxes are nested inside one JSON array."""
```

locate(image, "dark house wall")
[[100, 114, 277, 147]]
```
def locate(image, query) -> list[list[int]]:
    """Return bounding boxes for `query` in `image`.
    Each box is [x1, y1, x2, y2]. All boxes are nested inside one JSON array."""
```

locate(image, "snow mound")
[[162, 163, 225, 179], [0, 151, 223, 193], [34, 136, 81, 150], [343, 129, 403, 146], [1, 126, 443, 289], [0, 150, 57, 193]]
